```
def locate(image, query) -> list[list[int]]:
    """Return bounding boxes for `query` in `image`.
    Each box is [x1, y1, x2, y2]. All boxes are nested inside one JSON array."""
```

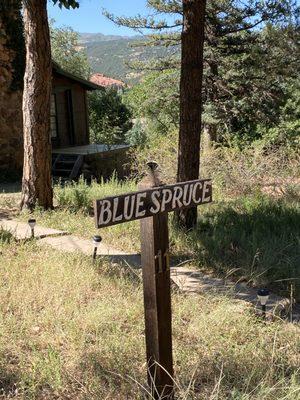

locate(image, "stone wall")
[[0, 7, 23, 175], [86, 148, 132, 180]]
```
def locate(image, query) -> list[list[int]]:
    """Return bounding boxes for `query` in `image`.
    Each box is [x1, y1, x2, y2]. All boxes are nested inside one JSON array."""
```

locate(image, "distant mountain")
[[79, 33, 177, 84], [80, 32, 139, 43]]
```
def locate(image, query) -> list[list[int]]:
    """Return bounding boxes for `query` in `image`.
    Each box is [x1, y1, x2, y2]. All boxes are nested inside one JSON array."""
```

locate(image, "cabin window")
[[50, 94, 58, 138]]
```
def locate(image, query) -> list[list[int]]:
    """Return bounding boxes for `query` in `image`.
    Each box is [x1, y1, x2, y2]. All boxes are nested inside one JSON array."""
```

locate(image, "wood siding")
[[52, 73, 89, 148]]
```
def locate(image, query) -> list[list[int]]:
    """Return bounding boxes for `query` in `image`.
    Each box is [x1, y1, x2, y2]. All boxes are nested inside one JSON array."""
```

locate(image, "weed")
[[54, 175, 136, 214], [0, 241, 299, 399], [0, 228, 14, 244]]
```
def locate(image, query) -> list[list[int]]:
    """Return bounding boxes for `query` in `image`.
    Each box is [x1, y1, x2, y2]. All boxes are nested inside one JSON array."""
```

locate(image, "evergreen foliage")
[[50, 23, 91, 79], [261, 80, 300, 148], [124, 70, 179, 136], [52, 0, 79, 9], [124, 119, 148, 146], [89, 88, 132, 145], [106, 0, 300, 146]]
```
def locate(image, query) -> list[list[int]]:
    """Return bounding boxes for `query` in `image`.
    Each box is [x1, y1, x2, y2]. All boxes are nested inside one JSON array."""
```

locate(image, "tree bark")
[[176, 0, 206, 229], [20, 0, 53, 210]]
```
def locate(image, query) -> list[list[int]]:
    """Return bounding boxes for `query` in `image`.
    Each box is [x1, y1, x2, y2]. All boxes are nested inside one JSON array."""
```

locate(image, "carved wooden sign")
[[94, 178, 212, 228]]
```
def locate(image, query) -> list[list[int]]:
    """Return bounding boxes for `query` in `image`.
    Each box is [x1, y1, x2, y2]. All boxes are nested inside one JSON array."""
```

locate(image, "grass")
[[0, 238, 299, 399], [171, 195, 300, 300], [54, 175, 137, 214], [13, 176, 300, 300], [1, 144, 299, 298]]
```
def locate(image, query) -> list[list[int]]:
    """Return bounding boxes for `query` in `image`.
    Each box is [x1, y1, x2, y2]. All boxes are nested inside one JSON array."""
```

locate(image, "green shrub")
[[54, 175, 136, 213], [0, 228, 13, 244], [89, 88, 132, 145], [262, 120, 300, 149], [124, 118, 148, 147]]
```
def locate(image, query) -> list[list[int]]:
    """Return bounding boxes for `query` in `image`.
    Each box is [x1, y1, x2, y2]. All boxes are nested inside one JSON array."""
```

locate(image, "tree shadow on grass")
[[0, 351, 23, 397], [177, 197, 300, 300]]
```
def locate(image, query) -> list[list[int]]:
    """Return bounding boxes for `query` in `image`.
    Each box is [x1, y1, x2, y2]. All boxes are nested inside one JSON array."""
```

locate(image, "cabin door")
[[66, 89, 75, 145]]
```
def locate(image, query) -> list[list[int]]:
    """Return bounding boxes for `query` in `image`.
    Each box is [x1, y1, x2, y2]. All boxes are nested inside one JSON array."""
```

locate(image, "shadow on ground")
[[0, 182, 21, 194], [173, 197, 300, 301]]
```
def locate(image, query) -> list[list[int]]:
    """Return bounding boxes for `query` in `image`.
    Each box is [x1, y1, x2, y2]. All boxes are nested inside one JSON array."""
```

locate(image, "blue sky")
[[48, 0, 156, 36]]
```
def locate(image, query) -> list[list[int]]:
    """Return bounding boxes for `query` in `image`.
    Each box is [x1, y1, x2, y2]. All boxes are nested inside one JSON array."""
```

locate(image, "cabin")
[[0, 62, 131, 180], [51, 62, 101, 149], [51, 63, 130, 180]]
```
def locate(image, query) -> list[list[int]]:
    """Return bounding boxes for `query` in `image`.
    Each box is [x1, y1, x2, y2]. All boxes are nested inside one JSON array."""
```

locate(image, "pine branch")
[[103, 10, 182, 32], [147, 0, 183, 15], [52, 0, 79, 9], [133, 33, 181, 47]]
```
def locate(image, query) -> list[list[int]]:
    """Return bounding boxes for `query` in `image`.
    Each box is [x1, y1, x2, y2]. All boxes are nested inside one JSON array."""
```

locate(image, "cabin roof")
[[90, 73, 125, 88], [52, 62, 104, 91]]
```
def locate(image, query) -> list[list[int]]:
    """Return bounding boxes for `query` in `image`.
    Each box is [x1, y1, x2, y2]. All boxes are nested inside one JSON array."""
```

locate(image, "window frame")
[[50, 93, 59, 140]]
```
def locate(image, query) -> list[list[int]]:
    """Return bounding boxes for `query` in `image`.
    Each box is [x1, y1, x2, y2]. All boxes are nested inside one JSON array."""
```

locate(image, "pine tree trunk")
[[176, 0, 206, 229], [20, 0, 53, 210]]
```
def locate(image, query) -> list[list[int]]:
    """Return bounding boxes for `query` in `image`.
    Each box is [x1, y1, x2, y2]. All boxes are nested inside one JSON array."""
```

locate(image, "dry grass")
[[2, 156, 298, 300], [19, 207, 140, 253], [133, 134, 300, 201], [0, 239, 299, 399], [202, 145, 300, 200]]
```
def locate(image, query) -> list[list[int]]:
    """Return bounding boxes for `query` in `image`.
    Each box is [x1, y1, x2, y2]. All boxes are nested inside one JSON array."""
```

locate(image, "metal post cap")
[[93, 235, 102, 243]]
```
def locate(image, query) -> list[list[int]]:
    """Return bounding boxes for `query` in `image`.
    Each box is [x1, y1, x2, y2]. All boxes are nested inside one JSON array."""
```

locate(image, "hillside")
[[79, 33, 176, 83]]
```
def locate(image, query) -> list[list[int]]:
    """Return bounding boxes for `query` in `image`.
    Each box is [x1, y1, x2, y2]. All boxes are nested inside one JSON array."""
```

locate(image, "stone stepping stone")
[[0, 218, 67, 240], [171, 266, 300, 321]]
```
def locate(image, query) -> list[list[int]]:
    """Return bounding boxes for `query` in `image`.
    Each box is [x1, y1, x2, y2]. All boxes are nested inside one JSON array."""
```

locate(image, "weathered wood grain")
[[139, 175, 174, 399], [94, 178, 212, 228]]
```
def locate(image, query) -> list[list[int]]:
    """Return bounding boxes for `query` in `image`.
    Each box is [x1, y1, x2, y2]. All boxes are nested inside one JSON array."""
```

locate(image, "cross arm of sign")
[[94, 178, 212, 228]]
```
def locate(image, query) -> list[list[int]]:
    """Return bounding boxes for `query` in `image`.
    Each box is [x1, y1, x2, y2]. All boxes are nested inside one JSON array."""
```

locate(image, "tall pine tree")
[[21, 0, 79, 210]]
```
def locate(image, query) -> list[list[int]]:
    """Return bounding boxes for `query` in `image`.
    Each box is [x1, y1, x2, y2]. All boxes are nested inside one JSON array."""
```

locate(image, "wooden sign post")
[[94, 164, 212, 399]]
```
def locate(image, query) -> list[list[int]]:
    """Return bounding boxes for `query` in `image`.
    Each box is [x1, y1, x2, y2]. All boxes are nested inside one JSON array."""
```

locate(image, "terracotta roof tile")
[[90, 73, 125, 88]]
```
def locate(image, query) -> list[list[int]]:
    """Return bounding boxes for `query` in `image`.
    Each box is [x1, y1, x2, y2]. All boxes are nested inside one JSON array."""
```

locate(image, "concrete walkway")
[[38, 235, 141, 267], [1, 217, 299, 321], [0, 219, 68, 240], [170, 265, 300, 321]]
